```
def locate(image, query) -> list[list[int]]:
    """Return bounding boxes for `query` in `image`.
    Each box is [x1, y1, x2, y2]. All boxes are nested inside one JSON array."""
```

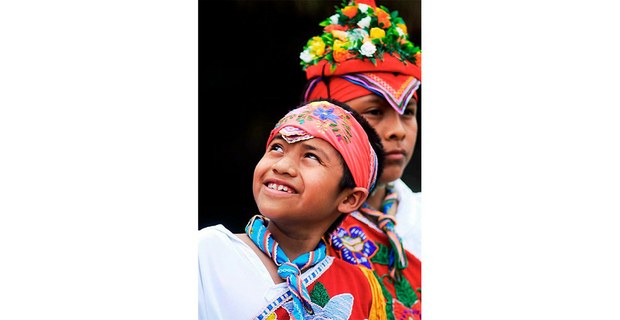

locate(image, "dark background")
[[199, 0, 421, 232]]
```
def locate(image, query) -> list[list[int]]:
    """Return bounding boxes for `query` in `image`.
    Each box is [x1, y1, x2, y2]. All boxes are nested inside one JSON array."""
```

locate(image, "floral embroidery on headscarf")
[[273, 102, 354, 144]]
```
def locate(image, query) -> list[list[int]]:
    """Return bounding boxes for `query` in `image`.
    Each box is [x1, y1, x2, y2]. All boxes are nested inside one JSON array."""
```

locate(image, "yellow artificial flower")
[[308, 36, 325, 57], [370, 27, 386, 40], [397, 23, 408, 35]]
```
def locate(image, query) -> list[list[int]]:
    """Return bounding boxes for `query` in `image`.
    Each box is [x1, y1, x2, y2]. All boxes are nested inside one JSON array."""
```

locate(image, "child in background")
[[299, 0, 423, 318], [198, 99, 387, 319]]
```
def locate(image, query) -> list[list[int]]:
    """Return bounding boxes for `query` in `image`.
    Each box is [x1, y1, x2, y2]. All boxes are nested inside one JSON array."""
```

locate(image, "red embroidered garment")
[[254, 257, 385, 320], [329, 212, 422, 320]]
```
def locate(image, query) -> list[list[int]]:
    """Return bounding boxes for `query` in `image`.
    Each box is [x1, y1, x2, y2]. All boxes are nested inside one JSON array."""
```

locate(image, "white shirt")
[[198, 225, 288, 320], [392, 179, 422, 259], [198, 224, 336, 320]]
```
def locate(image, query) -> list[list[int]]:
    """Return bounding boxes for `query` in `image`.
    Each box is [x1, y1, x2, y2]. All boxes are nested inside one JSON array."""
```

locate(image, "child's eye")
[[364, 108, 383, 117], [269, 143, 284, 152], [403, 108, 416, 117], [304, 152, 320, 162]]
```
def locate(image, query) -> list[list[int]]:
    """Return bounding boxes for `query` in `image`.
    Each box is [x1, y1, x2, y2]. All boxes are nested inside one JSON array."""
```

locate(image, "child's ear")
[[338, 187, 369, 213]]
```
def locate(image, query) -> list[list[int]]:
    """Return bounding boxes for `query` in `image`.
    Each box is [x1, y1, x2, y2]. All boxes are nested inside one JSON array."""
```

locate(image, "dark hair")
[[306, 98, 385, 235]]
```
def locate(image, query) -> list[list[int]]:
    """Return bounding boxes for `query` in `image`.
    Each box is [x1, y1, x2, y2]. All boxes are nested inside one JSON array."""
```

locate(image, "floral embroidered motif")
[[331, 226, 378, 269], [274, 102, 354, 144], [313, 106, 341, 123], [283, 293, 354, 320]]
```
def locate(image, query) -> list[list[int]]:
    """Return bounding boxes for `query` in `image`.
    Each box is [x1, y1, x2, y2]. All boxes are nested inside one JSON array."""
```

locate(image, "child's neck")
[[367, 183, 387, 210], [268, 224, 323, 261]]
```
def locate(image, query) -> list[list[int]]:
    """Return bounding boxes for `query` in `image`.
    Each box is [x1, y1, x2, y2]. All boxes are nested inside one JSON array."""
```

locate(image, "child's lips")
[[384, 149, 407, 161]]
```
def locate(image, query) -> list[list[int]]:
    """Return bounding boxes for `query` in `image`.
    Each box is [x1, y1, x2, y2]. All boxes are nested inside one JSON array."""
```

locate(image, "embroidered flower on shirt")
[[331, 226, 378, 269], [283, 293, 354, 320]]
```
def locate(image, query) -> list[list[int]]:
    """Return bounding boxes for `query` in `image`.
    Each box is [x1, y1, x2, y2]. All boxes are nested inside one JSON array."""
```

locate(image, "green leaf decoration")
[[370, 242, 391, 265], [310, 282, 330, 308], [394, 275, 419, 308]]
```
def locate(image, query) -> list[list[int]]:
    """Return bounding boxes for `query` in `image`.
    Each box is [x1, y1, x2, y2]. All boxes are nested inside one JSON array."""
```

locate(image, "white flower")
[[396, 26, 405, 37], [358, 3, 369, 13], [359, 41, 377, 57], [329, 14, 339, 25], [300, 50, 313, 63], [348, 28, 368, 42], [357, 16, 371, 29]]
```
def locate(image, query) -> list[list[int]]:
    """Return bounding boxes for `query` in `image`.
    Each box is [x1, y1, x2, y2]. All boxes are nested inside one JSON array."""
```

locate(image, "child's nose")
[[272, 156, 298, 176]]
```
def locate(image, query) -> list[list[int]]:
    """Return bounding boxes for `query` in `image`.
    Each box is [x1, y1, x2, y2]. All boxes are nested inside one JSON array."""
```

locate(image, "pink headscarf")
[[267, 100, 378, 191]]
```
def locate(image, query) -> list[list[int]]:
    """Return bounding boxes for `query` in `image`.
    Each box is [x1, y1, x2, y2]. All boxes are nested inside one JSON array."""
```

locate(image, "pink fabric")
[[267, 100, 378, 191]]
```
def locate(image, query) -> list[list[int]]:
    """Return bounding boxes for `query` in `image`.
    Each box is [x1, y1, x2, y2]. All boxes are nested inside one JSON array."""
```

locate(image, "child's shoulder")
[[199, 224, 229, 238], [198, 224, 240, 251]]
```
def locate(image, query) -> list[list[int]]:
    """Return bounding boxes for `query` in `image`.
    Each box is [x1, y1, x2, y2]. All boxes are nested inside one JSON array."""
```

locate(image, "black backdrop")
[[199, 0, 421, 232]]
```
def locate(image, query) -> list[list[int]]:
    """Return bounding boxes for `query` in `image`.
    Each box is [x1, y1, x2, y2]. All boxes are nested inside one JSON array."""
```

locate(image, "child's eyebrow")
[[303, 144, 318, 151]]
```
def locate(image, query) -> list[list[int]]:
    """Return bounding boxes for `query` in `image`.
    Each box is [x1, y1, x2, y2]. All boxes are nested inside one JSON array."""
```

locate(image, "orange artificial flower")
[[342, 5, 359, 19], [375, 8, 391, 28], [324, 24, 348, 33], [333, 40, 355, 62]]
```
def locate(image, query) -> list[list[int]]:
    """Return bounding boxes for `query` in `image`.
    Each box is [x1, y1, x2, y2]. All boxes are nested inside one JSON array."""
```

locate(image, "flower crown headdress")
[[300, 0, 421, 73]]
